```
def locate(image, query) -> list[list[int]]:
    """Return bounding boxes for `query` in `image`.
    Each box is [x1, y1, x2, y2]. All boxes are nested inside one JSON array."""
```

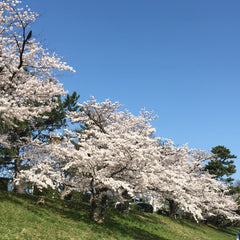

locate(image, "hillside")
[[0, 191, 238, 240]]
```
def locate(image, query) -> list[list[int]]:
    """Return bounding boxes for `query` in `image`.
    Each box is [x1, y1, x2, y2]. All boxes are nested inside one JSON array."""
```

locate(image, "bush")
[[130, 203, 153, 213], [0, 178, 9, 191], [130, 203, 142, 212], [137, 203, 153, 213], [71, 191, 91, 202], [33, 186, 58, 199]]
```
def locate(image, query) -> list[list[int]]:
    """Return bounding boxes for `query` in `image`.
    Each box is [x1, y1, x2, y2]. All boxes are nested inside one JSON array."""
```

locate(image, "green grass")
[[0, 191, 238, 240]]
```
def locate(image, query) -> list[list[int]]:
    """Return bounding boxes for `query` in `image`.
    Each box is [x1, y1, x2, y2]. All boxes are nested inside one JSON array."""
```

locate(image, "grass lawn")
[[0, 191, 238, 240]]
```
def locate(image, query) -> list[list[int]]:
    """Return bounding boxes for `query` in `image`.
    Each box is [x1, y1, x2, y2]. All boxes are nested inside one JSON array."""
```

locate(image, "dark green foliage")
[[71, 191, 91, 202], [0, 146, 14, 172], [229, 180, 240, 195], [129, 203, 142, 212], [0, 92, 80, 181], [130, 203, 153, 213], [31, 91, 80, 141], [116, 201, 130, 215], [205, 145, 237, 184], [0, 178, 9, 191], [156, 209, 169, 216]]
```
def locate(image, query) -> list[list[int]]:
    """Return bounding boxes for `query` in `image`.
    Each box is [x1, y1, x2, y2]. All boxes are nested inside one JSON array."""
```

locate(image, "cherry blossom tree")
[[143, 141, 203, 220], [144, 141, 239, 222], [0, 0, 73, 131], [16, 96, 240, 223], [17, 97, 159, 222], [0, 0, 74, 191]]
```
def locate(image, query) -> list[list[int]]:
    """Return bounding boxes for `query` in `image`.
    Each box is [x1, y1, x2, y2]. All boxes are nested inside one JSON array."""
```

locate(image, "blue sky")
[[24, 0, 240, 180]]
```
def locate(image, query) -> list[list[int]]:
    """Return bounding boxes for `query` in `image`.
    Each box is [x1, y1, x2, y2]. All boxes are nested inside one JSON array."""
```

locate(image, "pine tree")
[[205, 145, 237, 184]]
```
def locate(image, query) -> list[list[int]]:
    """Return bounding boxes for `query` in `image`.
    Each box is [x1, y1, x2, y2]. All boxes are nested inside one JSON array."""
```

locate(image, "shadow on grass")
[[175, 218, 201, 230], [92, 208, 170, 240], [170, 217, 237, 238], [104, 220, 168, 240], [0, 192, 169, 240], [215, 225, 238, 236], [0, 191, 90, 221], [134, 211, 166, 225], [58, 205, 169, 240]]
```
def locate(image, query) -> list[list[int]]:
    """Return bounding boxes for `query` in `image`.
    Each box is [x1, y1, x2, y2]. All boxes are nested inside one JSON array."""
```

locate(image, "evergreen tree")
[[205, 145, 237, 184], [0, 92, 80, 189]]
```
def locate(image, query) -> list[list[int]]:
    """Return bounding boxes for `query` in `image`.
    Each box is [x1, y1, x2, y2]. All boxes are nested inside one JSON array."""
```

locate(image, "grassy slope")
[[0, 191, 238, 240]]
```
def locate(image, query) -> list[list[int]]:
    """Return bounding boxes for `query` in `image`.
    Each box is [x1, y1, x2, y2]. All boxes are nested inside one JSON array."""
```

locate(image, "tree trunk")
[[90, 188, 108, 223], [122, 201, 130, 215], [14, 148, 24, 194], [59, 185, 71, 200], [15, 183, 24, 194], [168, 199, 178, 219]]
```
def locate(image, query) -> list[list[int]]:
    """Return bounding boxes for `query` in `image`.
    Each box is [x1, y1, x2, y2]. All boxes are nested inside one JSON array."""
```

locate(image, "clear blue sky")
[[24, 0, 240, 180]]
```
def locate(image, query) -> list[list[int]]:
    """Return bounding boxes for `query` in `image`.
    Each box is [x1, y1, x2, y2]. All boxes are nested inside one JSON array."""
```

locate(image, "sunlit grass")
[[0, 191, 238, 240]]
